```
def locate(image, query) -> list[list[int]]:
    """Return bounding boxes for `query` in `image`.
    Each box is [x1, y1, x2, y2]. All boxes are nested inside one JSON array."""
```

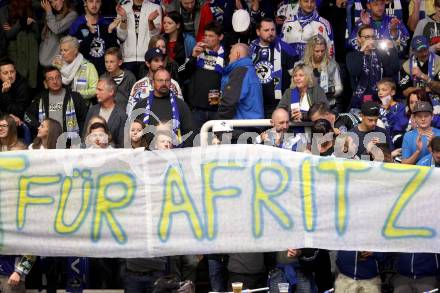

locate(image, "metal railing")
[[200, 119, 313, 147]]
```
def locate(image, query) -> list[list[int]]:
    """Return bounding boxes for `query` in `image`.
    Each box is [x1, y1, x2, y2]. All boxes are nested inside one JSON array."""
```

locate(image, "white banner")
[[0, 145, 439, 257]]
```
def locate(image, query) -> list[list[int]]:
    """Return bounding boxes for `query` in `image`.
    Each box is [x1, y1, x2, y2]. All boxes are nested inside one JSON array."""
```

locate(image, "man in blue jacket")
[[218, 43, 264, 121], [394, 253, 439, 292], [335, 251, 385, 292]]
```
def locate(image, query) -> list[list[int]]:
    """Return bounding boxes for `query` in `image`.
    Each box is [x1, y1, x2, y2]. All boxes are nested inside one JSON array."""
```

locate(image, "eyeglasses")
[[360, 35, 377, 40], [46, 76, 61, 82], [0, 124, 8, 129], [154, 79, 171, 84]]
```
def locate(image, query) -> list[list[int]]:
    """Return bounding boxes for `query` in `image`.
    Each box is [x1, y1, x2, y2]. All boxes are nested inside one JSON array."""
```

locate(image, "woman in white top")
[[29, 118, 63, 149]]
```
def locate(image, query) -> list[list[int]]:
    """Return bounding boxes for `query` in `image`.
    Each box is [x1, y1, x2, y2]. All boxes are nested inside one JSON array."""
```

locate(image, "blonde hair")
[[303, 34, 329, 68], [290, 63, 315, 89]]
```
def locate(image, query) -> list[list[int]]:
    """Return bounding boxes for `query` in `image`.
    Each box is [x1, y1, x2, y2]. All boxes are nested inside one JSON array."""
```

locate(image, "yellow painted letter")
[[202, 161, 243, 240], [92, 173, 135, 244], [317, 160, 369, 236], [252, 161, 292, 238], [300, 157, 316, 232], [159, 165, 203, 242], [382, 164, 435, 238], [17, 175, 60, 230], [55, 170, 92, 234]]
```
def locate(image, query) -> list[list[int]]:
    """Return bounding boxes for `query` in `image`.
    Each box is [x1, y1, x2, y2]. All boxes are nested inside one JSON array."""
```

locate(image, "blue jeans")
[[208, 259, 228, 292], [124, 270, 164, 293]]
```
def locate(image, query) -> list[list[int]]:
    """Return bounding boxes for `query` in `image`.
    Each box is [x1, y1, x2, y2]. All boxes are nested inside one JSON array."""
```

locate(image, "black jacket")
[[0, 73, 31, 119], [346, 48, 400, 96], [133, 94, 194, 147], [178, 55, 222, 111], [25, 88, 88, 135]]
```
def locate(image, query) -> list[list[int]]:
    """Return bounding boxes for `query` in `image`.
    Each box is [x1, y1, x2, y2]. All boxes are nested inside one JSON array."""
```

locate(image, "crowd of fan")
[[1, 0, 440, 292]]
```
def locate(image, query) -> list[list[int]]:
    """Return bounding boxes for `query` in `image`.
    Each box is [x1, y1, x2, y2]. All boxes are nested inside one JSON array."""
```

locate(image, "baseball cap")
[[361, 101, 380, 116], [232, 9, 250, 33], [412, 101, 433, 114], [411, 36, 429, 51], [144, 48, 164, 62]]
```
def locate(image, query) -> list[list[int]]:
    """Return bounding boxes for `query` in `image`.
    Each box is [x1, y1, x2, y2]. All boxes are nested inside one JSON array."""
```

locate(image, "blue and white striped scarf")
[[196, 46, 225, 74], [143, 90, 182, 147], [38, 94, 79, 135]]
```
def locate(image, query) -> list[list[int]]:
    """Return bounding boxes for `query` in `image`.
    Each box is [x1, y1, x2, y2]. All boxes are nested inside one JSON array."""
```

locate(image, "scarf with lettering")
[[38, 93, 79, 135], [196, 46, 225, 74], [250, 38, 283, 99]]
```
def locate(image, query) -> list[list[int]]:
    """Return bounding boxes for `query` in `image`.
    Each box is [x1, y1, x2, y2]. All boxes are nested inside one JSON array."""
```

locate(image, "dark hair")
[[312, 118, 333, 134], [89, 122, 108, 133], [435, 0, 440, 8], [87, 121, 112, 145], [8, 0, 33, 24], [0, 114, 21, 151], [204, 21, 223, 36], [131, 119, 149, 149], [43, 66, 61, 78], [431, 136, 440, 152], [163, 11, 184, 41], [256, 17, 275, 30], [406, 88, 432, 117], [357, 24, 374, 37], [308, 102, 332, 120], [105, 47, 123, 60], [0, 58, 15, 69], [32, 118, 63, 149]]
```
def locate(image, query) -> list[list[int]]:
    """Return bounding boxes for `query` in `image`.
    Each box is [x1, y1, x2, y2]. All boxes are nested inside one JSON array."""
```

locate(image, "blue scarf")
[[143, 91, 182, 146], [297, 9, 319, 29], [409, 53, 436, 85], [196, 46, 225, 74], [250, 38, 284, 99]]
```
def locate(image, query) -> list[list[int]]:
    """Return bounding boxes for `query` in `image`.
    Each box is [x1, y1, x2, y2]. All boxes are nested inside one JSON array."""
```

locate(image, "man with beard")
[[133, 69, 194, 147], [250, 18, 298, 118], [0, 58, 31, 124], [126, 48, 183, 116], [69, 0, 118, 75]]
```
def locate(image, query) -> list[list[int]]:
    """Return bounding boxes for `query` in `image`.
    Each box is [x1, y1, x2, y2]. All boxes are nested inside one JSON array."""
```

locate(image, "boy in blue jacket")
[[377, 78, 408, 147]]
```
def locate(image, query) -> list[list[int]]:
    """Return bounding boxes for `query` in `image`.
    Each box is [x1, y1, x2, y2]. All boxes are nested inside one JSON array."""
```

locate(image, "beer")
[[231, 282, 243, 293], [278, 282, 289, 293], [208, 89, 221, 106]]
